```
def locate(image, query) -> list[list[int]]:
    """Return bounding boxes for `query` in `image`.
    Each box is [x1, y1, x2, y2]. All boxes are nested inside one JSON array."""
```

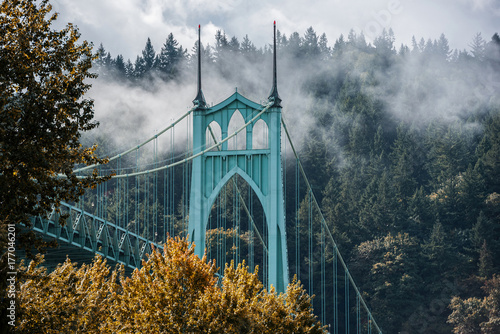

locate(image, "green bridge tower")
[[188, 23, 288, 292]]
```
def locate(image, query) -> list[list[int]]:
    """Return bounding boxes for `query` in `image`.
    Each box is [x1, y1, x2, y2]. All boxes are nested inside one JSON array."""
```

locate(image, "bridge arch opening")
[[227, 109, 246, 150], [205, 173, 268, 284], [206, 121, 222, 151], [252, 119, 268, 149]]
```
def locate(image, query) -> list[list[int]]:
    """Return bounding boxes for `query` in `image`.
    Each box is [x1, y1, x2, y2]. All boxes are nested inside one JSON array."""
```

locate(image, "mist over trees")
[[64, 27, 500, 333]]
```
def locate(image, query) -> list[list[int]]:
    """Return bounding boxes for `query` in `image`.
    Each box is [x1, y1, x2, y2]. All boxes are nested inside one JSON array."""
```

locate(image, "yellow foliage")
[[17, 254, 122, 333], [17, 236, 326, 333]]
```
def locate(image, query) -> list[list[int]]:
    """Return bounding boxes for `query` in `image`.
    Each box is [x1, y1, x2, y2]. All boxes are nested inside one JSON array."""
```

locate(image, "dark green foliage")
[[352, 233, 423, 333]]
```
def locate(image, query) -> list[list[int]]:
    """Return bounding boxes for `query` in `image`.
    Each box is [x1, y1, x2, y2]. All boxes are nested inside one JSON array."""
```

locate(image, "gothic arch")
[[252, 119, 269, 149], [204, 166, 269, 233], [227, 109, 246, 150], [206, 120, 222, 151]]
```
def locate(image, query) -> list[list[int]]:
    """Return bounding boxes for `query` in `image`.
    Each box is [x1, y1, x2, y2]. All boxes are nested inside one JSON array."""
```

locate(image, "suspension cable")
[[281, 116, 383, 334], [73, 106, 196, 173]]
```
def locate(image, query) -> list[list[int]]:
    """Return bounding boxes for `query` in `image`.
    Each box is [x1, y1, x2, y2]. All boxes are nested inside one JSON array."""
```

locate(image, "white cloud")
[[51, 0, 499, 62], [466, 0, 500, 11]]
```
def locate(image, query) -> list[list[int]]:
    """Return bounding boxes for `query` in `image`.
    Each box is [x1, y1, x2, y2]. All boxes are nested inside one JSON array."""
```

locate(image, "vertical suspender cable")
[[334, 245, 338, 334], [345, 269, 350, 334], [223, 170, 227, 267], [232, 178, 236, 264], [296, 160, 300, 281], [357, 293, 361, 334], [163, 165, 166, 242], [321, 215, 326, 326], [126, 174, 129, 235], [309, 188, 313, 309], [154, 135, 158, 242], [135, 149, 139, 237], [171, 126, 175, 236], [249, 165, 254, 271], [116, 157, 120, 228]]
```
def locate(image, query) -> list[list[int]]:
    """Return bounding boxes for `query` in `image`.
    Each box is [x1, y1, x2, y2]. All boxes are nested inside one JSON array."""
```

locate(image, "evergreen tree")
[[303, 27, 320, 58], [95, 43, 107, 69], [287, 31, 302, 58], [158, 33, 185, 80], [113, 54, 126, 78], [436, 33, 452, 60], [352, 233, 423, 333], [485, 33, 500, 67], [140, 37, 156, 79], [228, 35, 240, 54], [133, 55, 146, 79], [470, 32, 486, 60], [318, 33, 330, 59], [476, 113, 500, 194], [332, 34, 345, 57], [479, 240, 494, 278], [124, 59, 134, 78], [390, 124, 419, 203]]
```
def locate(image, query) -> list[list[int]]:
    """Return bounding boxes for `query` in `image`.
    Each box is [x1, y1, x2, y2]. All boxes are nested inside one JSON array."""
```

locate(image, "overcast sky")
[[50, 0, 499, 61]]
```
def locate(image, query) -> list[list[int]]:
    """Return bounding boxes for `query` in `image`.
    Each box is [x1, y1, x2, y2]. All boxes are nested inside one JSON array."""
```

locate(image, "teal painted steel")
[[188, 90, 289, 292], [31, 201, 163, 270]]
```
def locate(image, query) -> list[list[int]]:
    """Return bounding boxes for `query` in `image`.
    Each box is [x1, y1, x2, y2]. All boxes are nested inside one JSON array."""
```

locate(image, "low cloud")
[[51, 0, 499, 62]]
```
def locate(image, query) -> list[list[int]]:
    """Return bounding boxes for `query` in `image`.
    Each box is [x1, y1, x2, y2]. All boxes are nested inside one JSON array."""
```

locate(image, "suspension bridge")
[[30, 23, 383, 333]]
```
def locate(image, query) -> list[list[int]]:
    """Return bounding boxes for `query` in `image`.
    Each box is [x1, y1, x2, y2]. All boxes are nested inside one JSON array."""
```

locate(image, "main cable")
[[73, 106, 196, 173]]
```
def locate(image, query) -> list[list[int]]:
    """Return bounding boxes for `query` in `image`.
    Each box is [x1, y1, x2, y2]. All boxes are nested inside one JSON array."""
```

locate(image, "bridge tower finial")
[[193, 24, 207, 109], [268, 21, 282, 108]]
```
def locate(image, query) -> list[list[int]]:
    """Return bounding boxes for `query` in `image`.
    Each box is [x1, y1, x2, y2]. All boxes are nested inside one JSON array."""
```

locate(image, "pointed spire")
[[268, 21, 282, 108], [193, 24, 207, 109]]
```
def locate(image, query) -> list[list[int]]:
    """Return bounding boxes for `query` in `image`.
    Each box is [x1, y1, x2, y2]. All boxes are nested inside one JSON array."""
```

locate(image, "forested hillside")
[[91, 28, 500, 333]]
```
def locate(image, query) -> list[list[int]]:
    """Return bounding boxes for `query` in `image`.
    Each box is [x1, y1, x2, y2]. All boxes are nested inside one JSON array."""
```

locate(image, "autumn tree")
[[17, 236, 326, 333], [195, 262, 325, 333], [0, 0, 107, 240], [15, 255, 121, 333], [106, 237, 218, 333], [1, 1, 108, 329], [107, 236, 326, 333]]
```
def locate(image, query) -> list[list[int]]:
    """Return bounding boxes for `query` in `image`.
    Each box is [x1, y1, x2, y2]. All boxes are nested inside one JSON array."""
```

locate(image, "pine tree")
[[476, 113, 500, 194], [113, 54, 126, 78], [470, 32, 486, 60], [479, 240, 494, 278], [228, 36, 240, 54], [158, 33, 184, 80], [140, 37, 156, 78], [318, 33, 330, 60], [303, 27, 320, 58], [436, 33, 452, 60], [133, 55, 146, 79], [124, 59, 134, 78]]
